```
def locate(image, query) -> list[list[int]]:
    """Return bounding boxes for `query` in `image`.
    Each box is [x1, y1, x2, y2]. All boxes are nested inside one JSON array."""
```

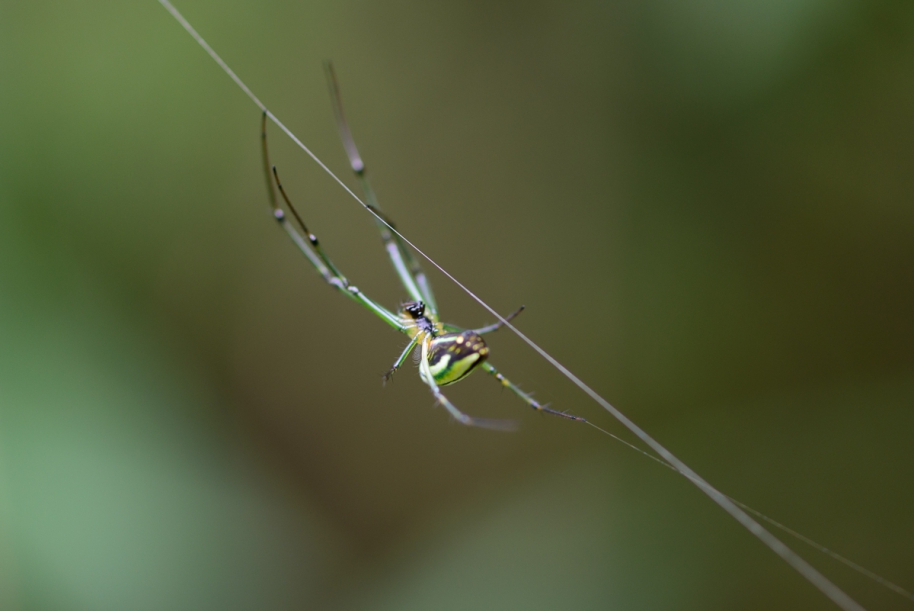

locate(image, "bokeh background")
[[1, 0, 913, 609]]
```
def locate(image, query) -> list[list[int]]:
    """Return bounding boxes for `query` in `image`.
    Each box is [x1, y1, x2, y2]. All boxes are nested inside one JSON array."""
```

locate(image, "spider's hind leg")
[[418, 340, 516, 431], [481, 362, 586, 422]]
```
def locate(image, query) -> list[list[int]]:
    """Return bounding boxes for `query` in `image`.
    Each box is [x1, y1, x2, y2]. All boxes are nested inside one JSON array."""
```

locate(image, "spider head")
[[401, 301, 426, 319]]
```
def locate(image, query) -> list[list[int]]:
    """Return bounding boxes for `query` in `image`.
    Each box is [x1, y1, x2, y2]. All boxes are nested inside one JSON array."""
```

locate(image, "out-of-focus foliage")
[[1, 0, 912, 609]]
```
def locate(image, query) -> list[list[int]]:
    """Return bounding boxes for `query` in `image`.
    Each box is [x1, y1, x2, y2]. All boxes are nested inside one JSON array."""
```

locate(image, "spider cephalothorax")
[[259, 66, 584, 430], [400, 301, 438, 337]]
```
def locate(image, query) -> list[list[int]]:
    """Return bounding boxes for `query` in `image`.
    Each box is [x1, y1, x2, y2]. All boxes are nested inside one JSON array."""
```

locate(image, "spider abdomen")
[[427, 331, 489, 386]]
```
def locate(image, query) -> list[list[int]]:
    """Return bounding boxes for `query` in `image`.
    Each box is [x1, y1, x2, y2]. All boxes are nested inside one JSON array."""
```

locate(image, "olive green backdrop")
[[1, 0, 912, 609]]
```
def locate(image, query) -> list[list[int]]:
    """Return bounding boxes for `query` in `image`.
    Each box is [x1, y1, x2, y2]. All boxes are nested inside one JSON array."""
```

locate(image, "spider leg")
[[324, 63, 438, 314], [383, 336, 419, 383], [480, 361, 586, 422], [439, 306, 524, 335], [262, 112, 403, 331], [470, 306, 525, 335], [419, 339, 516, 431]]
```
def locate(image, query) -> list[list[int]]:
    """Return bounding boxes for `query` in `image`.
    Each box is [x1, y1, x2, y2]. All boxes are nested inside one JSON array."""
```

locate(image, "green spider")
[[259, 65, 584, 431]]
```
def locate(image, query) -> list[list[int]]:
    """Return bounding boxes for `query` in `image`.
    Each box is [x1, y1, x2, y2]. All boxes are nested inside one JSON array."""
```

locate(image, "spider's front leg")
[[324, 63, 438, 314], [262, 112, 403, 331]]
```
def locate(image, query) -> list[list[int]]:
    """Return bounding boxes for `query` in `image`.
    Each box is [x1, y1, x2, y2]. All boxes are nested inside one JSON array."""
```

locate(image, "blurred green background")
[[1, 0, 913, 609]]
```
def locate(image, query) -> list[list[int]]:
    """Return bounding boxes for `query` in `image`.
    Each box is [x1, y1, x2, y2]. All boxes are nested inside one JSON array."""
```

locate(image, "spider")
[[259, 64, 585, 431]]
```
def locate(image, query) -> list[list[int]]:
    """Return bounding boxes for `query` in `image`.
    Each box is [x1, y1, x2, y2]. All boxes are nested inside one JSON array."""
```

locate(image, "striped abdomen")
[[427, 331, 489, 386]]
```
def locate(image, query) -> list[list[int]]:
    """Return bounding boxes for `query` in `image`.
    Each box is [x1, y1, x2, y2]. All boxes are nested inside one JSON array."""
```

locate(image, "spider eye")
[[402, 301, 426, 318]]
